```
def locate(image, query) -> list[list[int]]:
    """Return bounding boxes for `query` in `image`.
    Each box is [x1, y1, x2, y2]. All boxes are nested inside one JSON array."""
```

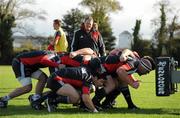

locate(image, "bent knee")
[[69, 94, 80, 104]]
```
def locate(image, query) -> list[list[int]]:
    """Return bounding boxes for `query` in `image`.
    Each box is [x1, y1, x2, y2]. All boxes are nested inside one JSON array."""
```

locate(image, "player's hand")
[[109, 48, 120, 55], [93, 109, 98, 113], [93, 77, 105, 87], [69, 52, 77, 58], [132, 80, 140, 89], [83, 55, 92, 61], [97, 79, 105, 86], [119, 55, 128, 62], [119, 49, 136, 62]]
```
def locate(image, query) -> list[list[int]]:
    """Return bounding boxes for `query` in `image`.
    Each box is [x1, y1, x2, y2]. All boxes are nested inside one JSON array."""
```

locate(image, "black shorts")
[[12, 58, 39, 78], [48, 67, 59, 74], [47, 66, 92, 92], [47, 78, 62, 92]]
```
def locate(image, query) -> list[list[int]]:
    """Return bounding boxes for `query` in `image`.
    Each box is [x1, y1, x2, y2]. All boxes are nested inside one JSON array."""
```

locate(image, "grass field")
[[0, 65, 180, 118]]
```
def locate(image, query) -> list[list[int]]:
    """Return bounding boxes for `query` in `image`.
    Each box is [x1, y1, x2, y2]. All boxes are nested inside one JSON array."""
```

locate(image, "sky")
[[31, 0, 180, 39]]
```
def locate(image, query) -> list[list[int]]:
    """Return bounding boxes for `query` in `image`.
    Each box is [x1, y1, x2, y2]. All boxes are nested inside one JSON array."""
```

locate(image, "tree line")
[[0, 0, 180, 65]]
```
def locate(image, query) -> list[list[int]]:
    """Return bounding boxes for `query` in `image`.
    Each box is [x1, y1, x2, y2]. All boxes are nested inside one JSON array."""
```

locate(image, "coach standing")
[[71, 16, 106, 57]]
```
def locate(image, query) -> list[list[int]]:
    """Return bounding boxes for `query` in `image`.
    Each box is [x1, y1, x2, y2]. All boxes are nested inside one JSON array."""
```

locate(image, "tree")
[[167, 15, 180, 55], [62, 8, 85, 49], [80, 0, 122, 51], [99, 16, 116, 51], [0, 13, 15, 64], [157, 3, 168, 56], [169, 16, 177, 40], [0, 0, 46, 64], [131, 19, 152, 57], [151, 0, 175, 56], [131, 20, 141, 51], [80, 0, 122, 24]]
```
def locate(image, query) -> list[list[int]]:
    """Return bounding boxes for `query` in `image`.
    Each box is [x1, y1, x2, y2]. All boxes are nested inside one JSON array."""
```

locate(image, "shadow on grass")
[[0, 88, 16, 90], [0, 88, 16, 93], [103, 107, 180, 115], [0, 105, 180, 116]]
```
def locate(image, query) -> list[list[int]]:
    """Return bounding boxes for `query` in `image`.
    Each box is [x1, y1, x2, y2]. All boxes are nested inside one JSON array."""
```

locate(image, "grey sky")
[[31, 0, 180, 39]]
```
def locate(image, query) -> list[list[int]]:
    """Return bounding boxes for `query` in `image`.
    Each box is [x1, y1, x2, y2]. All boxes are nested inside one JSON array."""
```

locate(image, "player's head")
[[84, 16, 93, 32], [137, 56, 155, 75], [93, 22, 98, 31], [88, 57, 103, 75], [53, 19, 61, 30]]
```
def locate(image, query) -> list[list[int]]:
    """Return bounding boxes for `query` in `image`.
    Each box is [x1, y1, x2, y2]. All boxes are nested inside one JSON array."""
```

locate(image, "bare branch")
[[1, 0, 47, 36]]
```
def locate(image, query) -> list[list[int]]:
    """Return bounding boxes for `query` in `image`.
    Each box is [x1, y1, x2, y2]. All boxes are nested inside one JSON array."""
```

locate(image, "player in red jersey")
[[45, 57, 104, 112], [0, 50, 62, 108], [0, 48, 95, 109], [91, 49, 155, 110], [34, 49, 155, 112]]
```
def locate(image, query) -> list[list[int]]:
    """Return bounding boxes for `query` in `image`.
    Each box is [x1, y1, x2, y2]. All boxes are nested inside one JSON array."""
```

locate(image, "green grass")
[[0, 65, 180, 118]]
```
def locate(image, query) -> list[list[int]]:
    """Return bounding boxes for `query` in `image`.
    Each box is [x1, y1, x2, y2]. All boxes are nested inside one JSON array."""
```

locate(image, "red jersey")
[[16, 50, 60, 68]]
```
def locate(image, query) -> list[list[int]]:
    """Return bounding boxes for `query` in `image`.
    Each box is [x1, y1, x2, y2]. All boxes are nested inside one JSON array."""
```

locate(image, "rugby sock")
[[2, 95, 10, 101], [92, 88, 107, 106], [33, 91, 57, 104], [102, 88, 121, 106], [53, 95, 69, 104], [120, 86, 136, 108], [32, 94, 41, 101]]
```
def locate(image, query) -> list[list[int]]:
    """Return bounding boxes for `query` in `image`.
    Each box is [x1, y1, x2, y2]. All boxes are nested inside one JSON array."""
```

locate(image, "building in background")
[[174, 30, 180, 38], [13, 36, 48, 51], [116, 31, 133, 49]]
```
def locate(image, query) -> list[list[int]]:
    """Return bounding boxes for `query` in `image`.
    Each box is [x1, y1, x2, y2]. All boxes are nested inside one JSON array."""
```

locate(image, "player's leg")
[[0, 77, 32, 108], [119, 83, 139, 109], [30, 70, 48, 100], [28, 70, 48, 110], [45, 84, 80, 112], [47, 70, 80, 104], [102, 78, 120, 109], [92, 76, 116, 109], [102, 78, 139, 109], [45, 72, 80, 112], [56, 84, 80, 104], [0, 59, 32, 108]]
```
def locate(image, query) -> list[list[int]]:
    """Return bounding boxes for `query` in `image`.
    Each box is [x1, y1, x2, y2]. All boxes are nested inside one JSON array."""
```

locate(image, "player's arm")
[[54, 31, 61, 45], [109, 48, 124, 55], [47, 37, 55, 50], [82, 93, 98, 113], [116, 67, 139, 89], [92, 76, 105, 87], [69, 48, 96, 58], [120, 49, 137, 61], [40, 55, 59, 67], [109, 48, 137, 62], [81, 84, 98, 113], [47, 44, 54, 51]]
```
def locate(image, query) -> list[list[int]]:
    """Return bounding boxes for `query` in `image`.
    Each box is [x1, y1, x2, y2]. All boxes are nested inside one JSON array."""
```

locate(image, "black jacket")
[[71, 29, 106, 56]]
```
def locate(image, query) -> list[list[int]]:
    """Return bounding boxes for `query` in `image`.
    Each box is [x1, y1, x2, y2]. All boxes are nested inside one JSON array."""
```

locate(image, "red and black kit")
[[47, 66, 93, 94], [99, 54, 140, 78], [12, 50, 60, 78]]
